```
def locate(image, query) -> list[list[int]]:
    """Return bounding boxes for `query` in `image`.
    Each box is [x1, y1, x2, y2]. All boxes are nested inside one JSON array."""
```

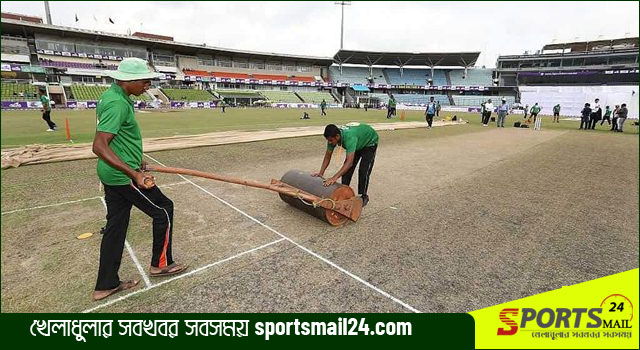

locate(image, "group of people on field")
[[580, 98, 629, 132]]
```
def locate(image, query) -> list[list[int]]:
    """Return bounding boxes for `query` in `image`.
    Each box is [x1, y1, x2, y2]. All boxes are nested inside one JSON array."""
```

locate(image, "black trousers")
[[341, 145, 377, 197], [386, 108, 396, 118], [482, 111, 491, 125], [600, 116, 611, 125], [580, 117, 590, 129], [95, 182, 174, 291], [42, 110, 56, 129], [611, 117, 618, 131], [590, 117, 600, 129], [426, 113, 434, 127], [321, 108, 327, 116]]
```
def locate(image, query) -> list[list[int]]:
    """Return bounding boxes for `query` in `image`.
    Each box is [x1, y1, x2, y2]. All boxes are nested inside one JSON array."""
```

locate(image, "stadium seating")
[[1, 82, 39, 101], [39, 59, 118, 70], [259, 90, 302, 103], [369, 93, 390, 104], [216, 89, 263, 99], [296, 91, 336, 103], [394, 94, 450, 106], [383, 68, 448, 86], [449, 68, 493, 86], [70, 85, 109, 101], [452, 95, 515, 106], [161, 88, 215, 101], [329, 66, 386, 85]]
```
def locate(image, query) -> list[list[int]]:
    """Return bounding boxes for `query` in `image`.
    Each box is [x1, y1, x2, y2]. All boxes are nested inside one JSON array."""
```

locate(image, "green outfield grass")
[[1, 107, 637, 149]]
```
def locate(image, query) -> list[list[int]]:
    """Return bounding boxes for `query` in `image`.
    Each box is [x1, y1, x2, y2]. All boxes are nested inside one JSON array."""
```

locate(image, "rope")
[[295, 191, 336, 210]]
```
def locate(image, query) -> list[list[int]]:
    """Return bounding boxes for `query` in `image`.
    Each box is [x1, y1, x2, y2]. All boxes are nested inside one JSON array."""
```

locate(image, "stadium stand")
[[452, 95, 515, 106], [449, 68, 493, 86], [216, 89, 263, 99], [393, 94, 450, 106], [69, 85, 108, 101], [39, 59, 118, 70], [258, 90, 302, 103], [329, 66, 386, 85], [383, 68, 448, 86], [161, 88, 215, 101], [296, 91, 336, 103], [369, 93, 390, 104], [1, 82, 39, 100]]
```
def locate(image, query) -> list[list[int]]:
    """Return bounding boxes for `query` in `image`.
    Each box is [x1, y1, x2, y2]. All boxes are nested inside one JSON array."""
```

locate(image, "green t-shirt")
[[40, 95, 50, 111], [553, 105, 561, 113], [321, 101, 327, 108], [388, 98, 396, 108], [531, 105, 541, 114], [96, 84, 143, 185], [327, 122, 379, 153]]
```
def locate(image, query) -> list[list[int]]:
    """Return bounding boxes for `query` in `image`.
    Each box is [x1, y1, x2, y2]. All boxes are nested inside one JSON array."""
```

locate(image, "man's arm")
[[311, 149, 333, 177], [323, 152, 355, 186], [92, 131, 154, 188]]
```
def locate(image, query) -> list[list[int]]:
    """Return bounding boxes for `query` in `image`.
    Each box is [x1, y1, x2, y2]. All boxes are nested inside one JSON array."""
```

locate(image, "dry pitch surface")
[[1, 124, 638, 313]]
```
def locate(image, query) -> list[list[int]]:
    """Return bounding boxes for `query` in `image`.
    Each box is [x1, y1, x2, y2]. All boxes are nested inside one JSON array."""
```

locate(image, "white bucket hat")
[[106, 58, 164, 81]]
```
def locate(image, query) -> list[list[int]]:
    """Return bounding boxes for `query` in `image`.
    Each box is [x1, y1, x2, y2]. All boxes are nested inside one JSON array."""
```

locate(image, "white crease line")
[[82, 238, 285, 313], [1, 196, 101, 215], [145, 154, 421, 313], [100, 197, 152, 289], [158, 181, 190, 188]]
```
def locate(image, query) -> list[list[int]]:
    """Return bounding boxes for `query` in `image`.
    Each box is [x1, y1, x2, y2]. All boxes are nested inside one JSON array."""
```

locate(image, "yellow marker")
[[76, 232, 93, 240]]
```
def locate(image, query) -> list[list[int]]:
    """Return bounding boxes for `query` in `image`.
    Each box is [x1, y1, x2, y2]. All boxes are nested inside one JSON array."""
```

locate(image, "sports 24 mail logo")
[[497, 294, 633, 335]]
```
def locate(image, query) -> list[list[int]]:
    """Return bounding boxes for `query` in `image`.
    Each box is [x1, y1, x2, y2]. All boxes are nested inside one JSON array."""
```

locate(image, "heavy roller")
[[145, 165, 362, 226]]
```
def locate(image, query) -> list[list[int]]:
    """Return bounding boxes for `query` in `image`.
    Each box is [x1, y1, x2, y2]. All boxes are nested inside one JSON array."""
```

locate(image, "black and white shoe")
[[361, 195, 369, 207]]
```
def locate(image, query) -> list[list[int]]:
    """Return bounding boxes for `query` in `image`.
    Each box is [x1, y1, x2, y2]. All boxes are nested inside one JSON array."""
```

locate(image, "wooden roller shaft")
[[145, 165, 362, 226]]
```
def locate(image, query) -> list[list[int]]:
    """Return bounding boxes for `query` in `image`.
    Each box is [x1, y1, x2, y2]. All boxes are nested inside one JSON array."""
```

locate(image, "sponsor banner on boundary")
[[470, 268, 638, 349]]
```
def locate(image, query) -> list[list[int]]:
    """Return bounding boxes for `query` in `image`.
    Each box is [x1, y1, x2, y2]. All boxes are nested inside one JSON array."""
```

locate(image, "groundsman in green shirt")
[[91, 58, 188, 301]]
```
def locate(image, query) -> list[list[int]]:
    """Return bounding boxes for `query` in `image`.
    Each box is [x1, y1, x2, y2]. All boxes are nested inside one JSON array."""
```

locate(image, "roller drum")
[[279, 169, 356, 226]]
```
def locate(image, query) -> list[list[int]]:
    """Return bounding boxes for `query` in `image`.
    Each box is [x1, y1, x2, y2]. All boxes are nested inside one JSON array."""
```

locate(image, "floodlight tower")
[[334, 1, 351, 49], [43, 1, 52, 24]]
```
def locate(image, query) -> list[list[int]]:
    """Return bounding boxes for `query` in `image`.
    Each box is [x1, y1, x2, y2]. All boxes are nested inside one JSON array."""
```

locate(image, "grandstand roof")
[[543, 37, 639, 52], [333, 50, 480, 67], [0, 18, 334, 66]]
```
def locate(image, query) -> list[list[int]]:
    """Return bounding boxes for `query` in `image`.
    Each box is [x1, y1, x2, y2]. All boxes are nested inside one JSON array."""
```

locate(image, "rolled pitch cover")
[[279, 169, 357, 226]]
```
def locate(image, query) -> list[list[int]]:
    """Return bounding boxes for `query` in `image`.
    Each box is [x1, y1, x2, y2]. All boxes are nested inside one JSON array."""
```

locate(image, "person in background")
[[320, 99, 327, 116], [590, 98, 601, 129], [600, 106, 612, 126], [386, 95, 397, 119], [552, 104, 561, 123], [530, 103, 542, 125], [481, 99, 494, 127], [38, 87, 57, 132], [611, 105, 620, 131], [580, 103, 591, 130], [496, 97, 509, 128], [523, 104, 529, 120], [616, 103, 628, 132], [424, 96, 437, 129], [435, 100, 441, 117]]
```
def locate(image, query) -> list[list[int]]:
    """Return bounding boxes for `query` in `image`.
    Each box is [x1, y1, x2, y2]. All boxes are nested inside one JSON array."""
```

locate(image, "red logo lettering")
[[498, 308, 519, 335]]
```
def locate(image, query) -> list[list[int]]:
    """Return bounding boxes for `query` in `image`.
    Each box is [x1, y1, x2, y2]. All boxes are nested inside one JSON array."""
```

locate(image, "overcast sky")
[[2, 1, 638, 67]]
